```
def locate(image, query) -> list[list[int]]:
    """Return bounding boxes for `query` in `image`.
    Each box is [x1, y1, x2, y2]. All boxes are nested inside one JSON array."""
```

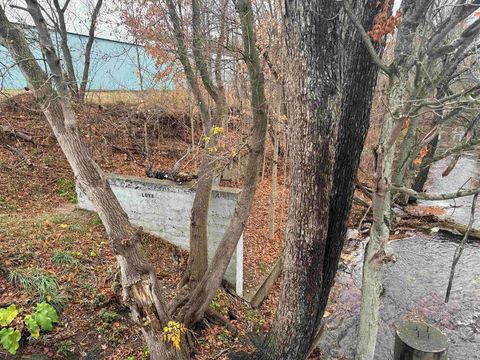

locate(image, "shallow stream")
[[319, 153, 480, 359]]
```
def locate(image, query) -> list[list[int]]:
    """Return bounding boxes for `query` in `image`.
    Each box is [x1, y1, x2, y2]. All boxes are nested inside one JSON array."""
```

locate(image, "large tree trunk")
[[237, 0, 381, 359], [0, 4, 186, 359]]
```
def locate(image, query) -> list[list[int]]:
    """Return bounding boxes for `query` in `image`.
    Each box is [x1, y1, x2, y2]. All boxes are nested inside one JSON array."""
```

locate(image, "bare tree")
[[1, 0, 269, 355], [173, 0, 268, 327], [0, 3, 188, 359], [162, 0, 229, 287], [343, 0, 480, 358]]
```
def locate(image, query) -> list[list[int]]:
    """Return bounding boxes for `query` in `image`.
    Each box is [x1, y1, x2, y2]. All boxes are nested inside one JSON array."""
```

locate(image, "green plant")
[[99, 309, 119, 324], [0, 328, 21, 355], [51, 251, 79, 266], [209, 289, 224, 311], [93, 293, 107, 308], [56, 340, 75, 357], [56, 178, 77, 204], [69, 222, 85, 233], [91, 215, 102, 226], [217, 329, 230, 342], [0, 302, 59, 355], [7, 268, 66, 307]]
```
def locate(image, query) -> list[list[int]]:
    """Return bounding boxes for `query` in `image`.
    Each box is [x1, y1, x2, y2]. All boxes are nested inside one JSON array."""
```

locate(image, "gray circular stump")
[[394, 320, 448, 360]]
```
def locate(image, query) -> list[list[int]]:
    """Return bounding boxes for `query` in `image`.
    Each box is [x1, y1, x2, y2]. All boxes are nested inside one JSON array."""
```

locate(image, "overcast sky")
[[2, 0, 129, 41]]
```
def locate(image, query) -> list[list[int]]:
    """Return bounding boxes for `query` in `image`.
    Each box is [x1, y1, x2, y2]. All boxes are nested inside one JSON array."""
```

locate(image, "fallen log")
[[398, 208, 480, 240], [0, 124, 35, 143], [414, 219, 480, 240]]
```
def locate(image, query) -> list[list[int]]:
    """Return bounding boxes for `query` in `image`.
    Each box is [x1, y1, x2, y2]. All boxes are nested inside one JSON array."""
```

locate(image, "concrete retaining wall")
[[76, 174, 243, 295]]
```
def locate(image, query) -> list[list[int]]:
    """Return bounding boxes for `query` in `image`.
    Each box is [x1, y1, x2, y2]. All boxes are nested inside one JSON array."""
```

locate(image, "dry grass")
[[86, 88, 191, 114]]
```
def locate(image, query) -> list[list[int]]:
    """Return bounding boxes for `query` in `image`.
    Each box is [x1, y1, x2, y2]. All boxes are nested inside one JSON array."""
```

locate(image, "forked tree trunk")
[[0, 4, 186, 359], [166, 0, 228, 287], [175, 0, 268, 327]]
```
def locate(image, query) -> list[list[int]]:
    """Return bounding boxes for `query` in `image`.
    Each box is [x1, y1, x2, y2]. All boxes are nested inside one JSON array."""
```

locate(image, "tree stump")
[[394, 321, 448, 360]]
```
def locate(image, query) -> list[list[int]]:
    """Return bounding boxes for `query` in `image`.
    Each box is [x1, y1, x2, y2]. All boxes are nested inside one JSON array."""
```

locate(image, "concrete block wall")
[[76, 174, 244, 295]]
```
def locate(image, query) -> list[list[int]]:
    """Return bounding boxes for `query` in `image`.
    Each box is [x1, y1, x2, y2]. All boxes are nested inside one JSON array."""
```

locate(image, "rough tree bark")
[[268, 116, 279, 240], [233, 0, 381, 359], [78, 0, 104, 103], [0, 3, 186, 359]]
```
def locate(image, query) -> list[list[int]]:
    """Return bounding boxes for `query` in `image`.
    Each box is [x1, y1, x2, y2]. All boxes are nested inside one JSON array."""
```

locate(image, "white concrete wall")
[[76, 174, 244, 295]]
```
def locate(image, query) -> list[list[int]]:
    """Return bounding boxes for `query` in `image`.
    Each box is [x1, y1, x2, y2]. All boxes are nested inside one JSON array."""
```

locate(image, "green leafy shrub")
[[0, 302, 59, 355]]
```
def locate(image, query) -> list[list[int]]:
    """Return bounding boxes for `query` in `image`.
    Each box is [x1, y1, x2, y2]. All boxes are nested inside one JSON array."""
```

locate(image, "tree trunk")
[[187, 152, 214, 286], [175, 0, 268, 327], [242, 0, 381, 359], [412, 134, 438, 192], [52, 0, 79, 97], [268, 117, 279, 240], [411, 85, 448, 193], [166, 0, 228, 287], [78, 0, 103, 103], [355, 112, 395, 360], [0, 5, 186, 359]]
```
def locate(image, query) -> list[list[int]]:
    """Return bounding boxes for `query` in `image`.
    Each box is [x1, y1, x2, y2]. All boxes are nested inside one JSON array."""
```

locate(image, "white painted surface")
[[76, 173, 244, 295]]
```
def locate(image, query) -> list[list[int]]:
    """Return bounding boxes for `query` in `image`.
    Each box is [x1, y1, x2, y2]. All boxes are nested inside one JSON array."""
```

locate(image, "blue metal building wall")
[[0, 30, 168, 91]]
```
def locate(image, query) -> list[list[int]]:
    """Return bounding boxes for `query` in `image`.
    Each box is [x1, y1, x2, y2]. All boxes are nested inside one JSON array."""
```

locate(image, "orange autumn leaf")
[[413, 157, 422, 165], [402, 117, 409, 130]]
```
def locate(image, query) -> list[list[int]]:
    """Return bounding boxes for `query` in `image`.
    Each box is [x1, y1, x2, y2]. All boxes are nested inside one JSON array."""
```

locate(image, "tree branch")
[[341, 0, 392, 76], [420, 137, 480, 168], [393, 185, 480, 200], [192, 0, 219, 102], [445, 193, 478, 302]]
